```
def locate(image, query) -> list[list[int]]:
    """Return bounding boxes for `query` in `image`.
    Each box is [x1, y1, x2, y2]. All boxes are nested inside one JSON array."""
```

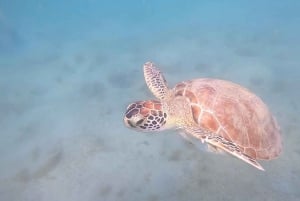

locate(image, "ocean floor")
[[1, 2, 300, 201], [1, 30, 300, 201]]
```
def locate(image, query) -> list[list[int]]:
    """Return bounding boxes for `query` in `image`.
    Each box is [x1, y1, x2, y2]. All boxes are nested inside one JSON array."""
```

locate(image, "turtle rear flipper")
[[184, 127, 265, 171]]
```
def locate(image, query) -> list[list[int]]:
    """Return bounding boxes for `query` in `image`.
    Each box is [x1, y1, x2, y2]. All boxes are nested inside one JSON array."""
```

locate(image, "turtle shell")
[[174, 78, 282, 160]]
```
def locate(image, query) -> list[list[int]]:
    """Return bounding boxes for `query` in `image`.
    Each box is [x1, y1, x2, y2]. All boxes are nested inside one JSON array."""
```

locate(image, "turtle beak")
[[124, 118, 135, 128]]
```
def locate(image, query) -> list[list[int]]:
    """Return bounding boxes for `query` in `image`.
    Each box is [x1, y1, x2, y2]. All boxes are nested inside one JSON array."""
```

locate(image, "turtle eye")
[[136, 119, 144, 125], [125, 115, 145, 129]]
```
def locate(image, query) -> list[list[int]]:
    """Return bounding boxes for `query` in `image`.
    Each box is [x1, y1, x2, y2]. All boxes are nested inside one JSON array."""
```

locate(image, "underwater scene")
[[0, 0, 299, 201]]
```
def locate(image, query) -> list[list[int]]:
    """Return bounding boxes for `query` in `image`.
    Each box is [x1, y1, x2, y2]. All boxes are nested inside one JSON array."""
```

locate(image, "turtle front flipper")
[[184, 127, 265, 171], [143, 62, 169, 100]]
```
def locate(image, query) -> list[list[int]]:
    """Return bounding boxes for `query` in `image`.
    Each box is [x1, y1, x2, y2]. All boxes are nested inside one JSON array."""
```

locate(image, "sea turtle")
[[124, 62, 282, 171]]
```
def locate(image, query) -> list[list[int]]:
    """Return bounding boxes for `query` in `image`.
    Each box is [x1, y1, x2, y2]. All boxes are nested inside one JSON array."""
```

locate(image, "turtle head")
[[124, 100, 169, 132]]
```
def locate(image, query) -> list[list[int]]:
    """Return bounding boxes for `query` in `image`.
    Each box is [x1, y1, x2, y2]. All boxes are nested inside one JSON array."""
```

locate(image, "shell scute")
[[191, 105, 202, 124], [199, 112, 219, 132], [184, 90, 198, 104]]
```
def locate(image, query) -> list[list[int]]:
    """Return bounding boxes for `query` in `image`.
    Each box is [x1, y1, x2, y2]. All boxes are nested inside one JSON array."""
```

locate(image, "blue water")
[[0, 1, 300, 201]]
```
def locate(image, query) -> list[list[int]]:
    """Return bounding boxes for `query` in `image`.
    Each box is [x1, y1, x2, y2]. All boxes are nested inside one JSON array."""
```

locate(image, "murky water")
[[0, 1, 299, 201]]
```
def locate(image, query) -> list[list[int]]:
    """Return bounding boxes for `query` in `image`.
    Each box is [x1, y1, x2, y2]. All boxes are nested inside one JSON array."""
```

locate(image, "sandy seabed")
[[0, 29, 300, 201]]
